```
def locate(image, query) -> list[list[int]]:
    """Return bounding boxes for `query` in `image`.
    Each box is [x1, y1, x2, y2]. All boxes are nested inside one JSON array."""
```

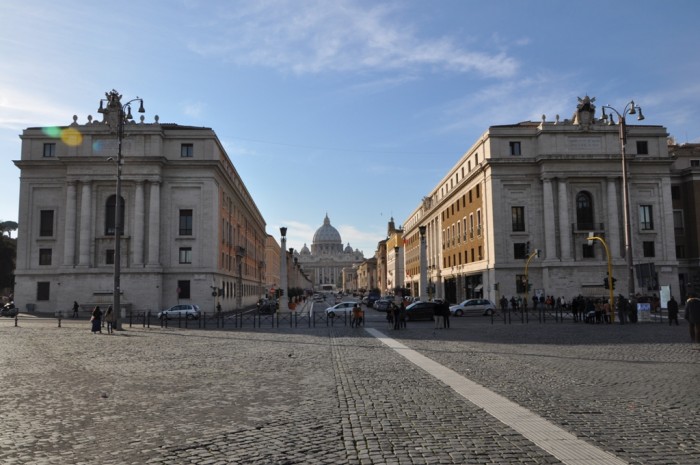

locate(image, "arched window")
[[576, 191, 594, 230], [105, 195, 125, 235]]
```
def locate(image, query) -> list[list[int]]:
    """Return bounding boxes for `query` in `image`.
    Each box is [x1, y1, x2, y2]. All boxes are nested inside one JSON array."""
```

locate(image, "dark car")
[[1, 302, 18, 317], [257, 299, 277, 314], [404, 301, 438, 321], [373, 299, 392, 311]]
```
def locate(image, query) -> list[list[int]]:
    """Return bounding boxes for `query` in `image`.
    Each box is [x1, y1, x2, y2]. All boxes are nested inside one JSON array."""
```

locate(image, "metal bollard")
[[57, 311, 62, 328], [15, 314, 18, 327]]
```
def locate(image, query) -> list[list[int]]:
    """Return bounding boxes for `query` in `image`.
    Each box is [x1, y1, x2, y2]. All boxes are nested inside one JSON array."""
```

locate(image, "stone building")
[[13, 90, 268, 315], [297, 214, 364, 292], [668, 143, 700, 299], [403, 96, 679, 304]]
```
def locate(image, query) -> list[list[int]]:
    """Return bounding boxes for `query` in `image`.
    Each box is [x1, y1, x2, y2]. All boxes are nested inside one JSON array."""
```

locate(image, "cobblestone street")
[[1, 313, 698, 464]]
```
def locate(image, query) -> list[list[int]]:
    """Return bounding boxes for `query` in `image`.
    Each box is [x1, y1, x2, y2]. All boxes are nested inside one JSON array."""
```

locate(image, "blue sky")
[[1, 0, 699, 255]]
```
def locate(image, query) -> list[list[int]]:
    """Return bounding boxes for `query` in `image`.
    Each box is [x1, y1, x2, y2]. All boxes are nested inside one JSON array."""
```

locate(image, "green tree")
[[0, 221, 18, 239], [0, 234, 16, 291]]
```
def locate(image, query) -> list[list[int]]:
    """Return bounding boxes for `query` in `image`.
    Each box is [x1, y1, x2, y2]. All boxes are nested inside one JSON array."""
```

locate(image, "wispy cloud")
[[187, 0, 518, 78]]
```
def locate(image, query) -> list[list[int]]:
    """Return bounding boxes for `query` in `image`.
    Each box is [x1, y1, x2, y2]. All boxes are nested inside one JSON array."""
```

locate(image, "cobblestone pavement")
[[0, 313, 698, 464]]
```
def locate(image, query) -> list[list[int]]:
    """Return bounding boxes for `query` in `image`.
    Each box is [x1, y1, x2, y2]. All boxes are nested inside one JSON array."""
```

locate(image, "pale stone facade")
[[13, 91, 268, 315], [297, 214, 364, 292], [403, 97, 679, 304]]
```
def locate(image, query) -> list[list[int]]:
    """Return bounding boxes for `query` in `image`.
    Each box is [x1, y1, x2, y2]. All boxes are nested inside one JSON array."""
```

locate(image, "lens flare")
[[60, 127, 83, 147], [42, 127, 62, 138]]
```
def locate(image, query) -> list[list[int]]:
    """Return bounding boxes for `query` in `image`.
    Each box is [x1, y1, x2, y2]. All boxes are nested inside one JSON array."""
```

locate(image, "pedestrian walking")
[[386, 303, 395, 329], [667, 296, 679, 326], [351, 303, 362, 328], [104, 305, 117, 334], [442, 301, 450, 329], [399, 301, 407, 329], [72, 301, 80, 318], [433, 301, 443, 329], [90, 306, 103, 334], [684, 294, 700, 343]]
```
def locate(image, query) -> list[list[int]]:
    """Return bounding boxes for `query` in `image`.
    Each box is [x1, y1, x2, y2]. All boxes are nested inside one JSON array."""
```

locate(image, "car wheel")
[[455, 310, 464, 317], [328, 312, 336, 318], [484, 308, 493, 316]]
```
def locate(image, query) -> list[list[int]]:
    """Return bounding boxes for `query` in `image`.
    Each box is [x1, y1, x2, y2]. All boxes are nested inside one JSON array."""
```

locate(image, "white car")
[[449, 299, 495, 317], [325, 301, 360, 318], [158, 304, 201, 320]]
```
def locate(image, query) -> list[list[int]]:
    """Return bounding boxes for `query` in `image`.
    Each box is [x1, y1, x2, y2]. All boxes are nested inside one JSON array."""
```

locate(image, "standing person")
[[351, 303, 362, 328], [433, 301, 443, 329], [667, 296, 679, 326], [105, 305, 117, 334], [386, 302, 395, 329], [684, 294, 700, 343], [442, 300, 450, 329], [399, 301, 407, 329], [500, 295, 508, 312], [91, 306, 103, 334], [72, 301, 80, 318]]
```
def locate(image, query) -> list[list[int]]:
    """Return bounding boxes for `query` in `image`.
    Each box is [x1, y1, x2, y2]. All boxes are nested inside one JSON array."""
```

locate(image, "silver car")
[[325, 301, 360, 318], [449, 299, 495, 317], [158, 304, 201, 320]]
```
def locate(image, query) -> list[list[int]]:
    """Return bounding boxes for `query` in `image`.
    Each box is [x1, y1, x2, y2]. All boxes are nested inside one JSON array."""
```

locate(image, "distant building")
[[297, 214, 364, 292], [403, 96, 680, 303], [668, 143, 700, 299], [13, 91, 269, 315]]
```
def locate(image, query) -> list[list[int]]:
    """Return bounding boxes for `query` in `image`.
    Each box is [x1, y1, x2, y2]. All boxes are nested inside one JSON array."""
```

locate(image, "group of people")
[[386, 301, 407, 330], [432, 300, 451, 329], [88, 304, 116, 334]]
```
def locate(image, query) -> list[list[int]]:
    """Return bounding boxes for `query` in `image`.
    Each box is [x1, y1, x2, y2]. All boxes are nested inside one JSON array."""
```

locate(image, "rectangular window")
[[676, 245, 686, 259], [673, 210, 684, 232], [177, 280, 191, 299], [179, 247, 192, 264], [636, 141, 649, 155], [37, 282, 50, 301], [639, 205, 654, 230], [43, 143, 56, 157], [643, 241, 655, 258], [582, 244, 595, 258], [509, 141, 521, 156], [106, 249, 115, 265], [179, 209, 193, 235], [39, 248, 52, 265], [671, 186, 680, 200], [477, 209, 482, 236], [511, 206, 525, 232], [39, 210, 54, 237], [181, 143, 194, 157], [691, 160, 700, 167], [514, 243, 528, 259]]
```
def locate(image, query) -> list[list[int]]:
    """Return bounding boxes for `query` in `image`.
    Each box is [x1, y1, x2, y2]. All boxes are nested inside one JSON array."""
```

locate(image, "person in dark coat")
[[442, 301, 451, 329], [72, 301, 80, 318], [91, 306, 103, 334], [684, 294, 700, 343], [667, 296, 679, 326]]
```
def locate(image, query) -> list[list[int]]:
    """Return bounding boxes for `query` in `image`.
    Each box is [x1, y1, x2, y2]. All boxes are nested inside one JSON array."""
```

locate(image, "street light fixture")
[[279, 227, 289, 312], [600, 101, 644, 302], [98, 90, 145, 330]]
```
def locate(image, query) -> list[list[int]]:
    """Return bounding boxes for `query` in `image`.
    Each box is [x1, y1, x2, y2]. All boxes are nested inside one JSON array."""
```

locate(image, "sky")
[[1, 0, 699, 256]]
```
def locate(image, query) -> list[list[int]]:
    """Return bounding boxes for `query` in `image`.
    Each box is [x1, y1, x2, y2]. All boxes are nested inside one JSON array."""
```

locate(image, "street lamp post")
[[98, 90, 145, 331], [587, 235, 615, 323], [600, 101, 645, 302], [279, 227, 289, 312], [418, 225, 428, 301]]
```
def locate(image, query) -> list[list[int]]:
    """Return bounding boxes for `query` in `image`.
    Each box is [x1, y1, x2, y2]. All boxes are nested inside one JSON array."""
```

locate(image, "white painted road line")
[[365, 328, 628, 465]]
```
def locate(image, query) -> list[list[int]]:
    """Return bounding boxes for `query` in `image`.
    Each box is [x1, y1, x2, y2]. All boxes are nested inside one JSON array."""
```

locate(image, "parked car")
[[449, 299, 496, 317], [157, 304, 201, 320], [1, 302, 18, 317], [325, 301, 360, 318], [257, 299, 277, 314], [404, 301, 438, 321]]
